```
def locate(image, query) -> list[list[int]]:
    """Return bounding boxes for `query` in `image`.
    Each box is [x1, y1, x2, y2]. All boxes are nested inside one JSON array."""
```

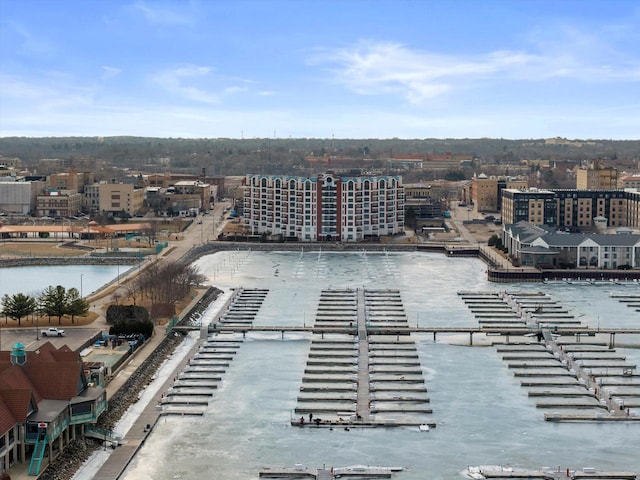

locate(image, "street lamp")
[[80, 274, 83, 298]]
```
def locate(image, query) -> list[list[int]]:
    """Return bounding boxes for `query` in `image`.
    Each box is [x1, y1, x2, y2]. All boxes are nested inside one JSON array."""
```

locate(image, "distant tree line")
[[1, 136, 637, 181]]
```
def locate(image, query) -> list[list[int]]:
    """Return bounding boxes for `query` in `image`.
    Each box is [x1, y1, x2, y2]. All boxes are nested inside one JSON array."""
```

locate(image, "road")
[[84, 200, 232, 332]]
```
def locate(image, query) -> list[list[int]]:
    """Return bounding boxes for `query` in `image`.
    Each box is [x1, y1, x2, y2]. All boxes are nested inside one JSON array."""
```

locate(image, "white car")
[[41, 327, 65, 337]]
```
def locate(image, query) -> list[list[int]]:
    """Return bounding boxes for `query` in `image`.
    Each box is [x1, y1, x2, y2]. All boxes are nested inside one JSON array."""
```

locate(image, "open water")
[[113, 250, 640, 480], [0, 264, 121, 299]]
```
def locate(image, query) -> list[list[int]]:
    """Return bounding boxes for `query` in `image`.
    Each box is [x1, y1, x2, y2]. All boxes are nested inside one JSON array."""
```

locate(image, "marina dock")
[[259, 465, 402, 478], [292, 288, 435, 429], [460, 291, 640, 422]]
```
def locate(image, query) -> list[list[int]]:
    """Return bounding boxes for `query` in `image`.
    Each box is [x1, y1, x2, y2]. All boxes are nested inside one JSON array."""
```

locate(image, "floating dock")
[[293, 288, 434, 428]]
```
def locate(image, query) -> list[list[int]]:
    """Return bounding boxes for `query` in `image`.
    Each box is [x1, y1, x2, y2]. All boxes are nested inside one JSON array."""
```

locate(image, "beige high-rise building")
[[576, 159, 618, 190]]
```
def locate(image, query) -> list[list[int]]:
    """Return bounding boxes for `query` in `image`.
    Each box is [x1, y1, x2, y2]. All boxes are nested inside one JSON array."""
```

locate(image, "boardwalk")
[[356, 288, 371, 422]]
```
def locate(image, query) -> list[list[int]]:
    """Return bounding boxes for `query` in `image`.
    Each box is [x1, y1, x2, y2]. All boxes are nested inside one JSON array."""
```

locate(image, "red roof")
[[0, 393, 18, 434], [0, 342, 87, 427]]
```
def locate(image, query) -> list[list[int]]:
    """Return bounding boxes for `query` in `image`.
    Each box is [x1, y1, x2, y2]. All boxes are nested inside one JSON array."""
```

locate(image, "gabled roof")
[[0, 364, 42, 403], [536, 233, 587, 247], [0, 342, 90, 428], [0, 394, 18, 434], [24, 362, 84, 400], [0, 388, 37, 423], [505, 221, 552, 244]]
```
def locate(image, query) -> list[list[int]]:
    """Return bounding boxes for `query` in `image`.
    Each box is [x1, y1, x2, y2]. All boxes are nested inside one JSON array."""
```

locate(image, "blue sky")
[[1, 0, 639, 139]]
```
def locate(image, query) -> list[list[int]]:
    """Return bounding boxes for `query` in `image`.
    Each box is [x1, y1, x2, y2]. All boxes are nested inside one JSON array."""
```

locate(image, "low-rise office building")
[[98, 182, 144, 217], [36, 190, 83, 218]]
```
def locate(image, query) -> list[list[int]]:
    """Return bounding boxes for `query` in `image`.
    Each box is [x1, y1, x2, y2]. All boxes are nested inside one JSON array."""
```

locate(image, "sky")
[[0, 0, 639, 140]]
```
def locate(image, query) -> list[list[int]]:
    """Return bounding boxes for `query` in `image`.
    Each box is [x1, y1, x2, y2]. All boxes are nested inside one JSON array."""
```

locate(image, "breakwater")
[[0, 256, 138, 268]]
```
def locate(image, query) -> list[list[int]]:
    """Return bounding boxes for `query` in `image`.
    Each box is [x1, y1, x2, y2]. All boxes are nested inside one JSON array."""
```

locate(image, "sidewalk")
[[106, 287, 209, 401]]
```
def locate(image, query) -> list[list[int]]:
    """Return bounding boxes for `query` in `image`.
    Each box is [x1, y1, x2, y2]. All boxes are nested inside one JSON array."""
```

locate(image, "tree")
[[488, 234, 502, 248], [39, 285, 69, 325], [66, 288, 89, 324], [1, 293, 37, 326], [404, 207, 417, 228]]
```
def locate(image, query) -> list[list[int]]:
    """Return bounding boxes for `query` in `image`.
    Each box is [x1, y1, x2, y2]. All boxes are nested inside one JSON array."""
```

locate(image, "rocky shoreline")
[[37, 288, 222, 480]]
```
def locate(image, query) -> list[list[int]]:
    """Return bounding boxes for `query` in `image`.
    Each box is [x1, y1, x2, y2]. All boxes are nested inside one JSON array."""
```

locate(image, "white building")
[[503, 221, 640, 268], [0, 181, 44, 214], [243, 172, 405, 242]]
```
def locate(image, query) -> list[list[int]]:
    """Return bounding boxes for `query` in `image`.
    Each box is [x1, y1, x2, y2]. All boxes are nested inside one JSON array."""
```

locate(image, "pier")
[[459, 290, 640, 422], [292, 288, 435, 429], [259, 465, 403, 479]]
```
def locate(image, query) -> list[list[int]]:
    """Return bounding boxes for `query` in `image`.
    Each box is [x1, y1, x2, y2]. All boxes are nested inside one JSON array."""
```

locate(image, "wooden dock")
[[259, 465, 402, 478]]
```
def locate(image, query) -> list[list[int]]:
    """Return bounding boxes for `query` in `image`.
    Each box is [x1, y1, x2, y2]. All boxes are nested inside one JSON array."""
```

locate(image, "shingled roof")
[[0, 341, 88, 431]]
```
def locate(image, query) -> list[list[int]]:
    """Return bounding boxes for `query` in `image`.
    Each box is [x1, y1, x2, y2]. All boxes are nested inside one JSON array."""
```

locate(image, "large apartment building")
[[502, 188, 632, 229], [243, 172, 405, 242]]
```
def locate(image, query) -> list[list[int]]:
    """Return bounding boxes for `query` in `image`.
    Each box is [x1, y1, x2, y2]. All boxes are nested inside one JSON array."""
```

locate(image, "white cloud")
[[309, 34, 640, 104], [152, 65, 249, 104], [101, 66, 122, 79], [130, 1, 194, 26]]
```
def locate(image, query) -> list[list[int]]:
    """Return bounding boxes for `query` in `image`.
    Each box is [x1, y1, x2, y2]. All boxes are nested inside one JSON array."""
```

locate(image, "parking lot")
[[0, 326, 103, 352]]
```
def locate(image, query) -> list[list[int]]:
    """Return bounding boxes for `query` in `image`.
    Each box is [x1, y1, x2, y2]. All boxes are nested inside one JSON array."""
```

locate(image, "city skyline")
[[1, 0, 639, 140]]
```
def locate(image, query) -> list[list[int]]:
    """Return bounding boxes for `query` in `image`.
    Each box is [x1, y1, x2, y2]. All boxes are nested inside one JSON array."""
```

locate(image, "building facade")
[[98, 182, 144, 216], [503, 221, 640, 269], [0, 181, 45, 215], [36, 191, 83, 217], [243, 172, 405, 242], [502, 188, 631, 230], [576, 159, 617, 190], [471, 175, 528, 212]]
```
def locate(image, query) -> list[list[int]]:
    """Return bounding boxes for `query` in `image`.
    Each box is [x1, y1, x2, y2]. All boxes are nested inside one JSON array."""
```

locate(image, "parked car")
[[41, 327, 65, 337]]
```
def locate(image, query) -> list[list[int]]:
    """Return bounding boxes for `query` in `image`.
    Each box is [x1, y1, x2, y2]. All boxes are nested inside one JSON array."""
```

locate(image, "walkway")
[[92, 290, 209, 480], [92, 336, 205, 480], [356, 288, 371, 422]]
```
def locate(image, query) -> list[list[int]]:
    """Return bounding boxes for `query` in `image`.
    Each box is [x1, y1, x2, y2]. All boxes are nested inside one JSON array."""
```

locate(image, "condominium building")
[[243, 172, 405, 242], [502, 188, 630, 229]]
